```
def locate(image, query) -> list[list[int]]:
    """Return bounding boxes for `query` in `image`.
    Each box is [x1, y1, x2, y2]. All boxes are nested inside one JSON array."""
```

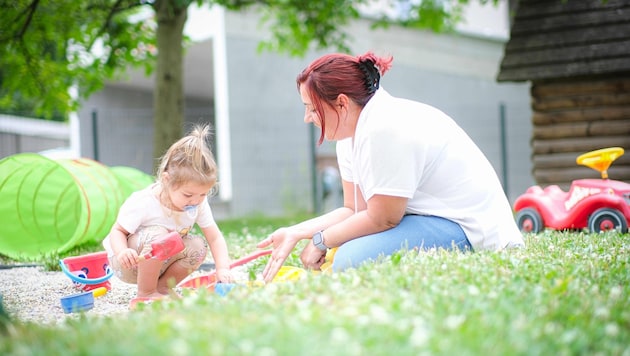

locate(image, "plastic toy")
[[177, 247, 327, 293], [60, 291, 95, 313], [514, 147, 630, 233], [0, 153, 153, 258], [137, 231, 184, 261], [59, 251, 114, 292], [177, 249, 273, 289]]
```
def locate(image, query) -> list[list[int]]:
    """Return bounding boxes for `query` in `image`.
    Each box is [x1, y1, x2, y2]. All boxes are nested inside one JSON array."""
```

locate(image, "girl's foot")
[[129, 294, 166, 310], [136, 291, 164, 299]]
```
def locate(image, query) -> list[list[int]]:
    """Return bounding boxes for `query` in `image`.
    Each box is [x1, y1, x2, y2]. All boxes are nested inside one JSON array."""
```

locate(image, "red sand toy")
[[60, 251, 114, 292], [177, 249, 272, 289], [138, 231, 185, 261], [514, 147, 630, 233]]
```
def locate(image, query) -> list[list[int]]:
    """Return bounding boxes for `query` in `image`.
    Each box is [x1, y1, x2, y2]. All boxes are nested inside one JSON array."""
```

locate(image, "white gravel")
[[0, 266, 136, 324], [0, 265, 224, 325]]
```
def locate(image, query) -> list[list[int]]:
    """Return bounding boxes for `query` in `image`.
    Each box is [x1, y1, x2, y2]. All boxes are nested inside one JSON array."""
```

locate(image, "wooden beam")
[[515, 0, 629, 19], [532, 93, 630, 111], [501, 40, 630, 69], [531, 78, 630, 97], [511, 7, 630, 36], [533, 151, 630, 169], [504, 23, 630, 52], [532, 107, 630, 125], [532, 136, 630, 154], [497, 58, 630, 82]]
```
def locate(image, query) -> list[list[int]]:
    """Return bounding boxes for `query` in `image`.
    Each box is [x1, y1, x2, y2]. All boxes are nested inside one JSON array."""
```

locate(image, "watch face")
[[313, 231, 327, 250], [313, 232, 322, 244]]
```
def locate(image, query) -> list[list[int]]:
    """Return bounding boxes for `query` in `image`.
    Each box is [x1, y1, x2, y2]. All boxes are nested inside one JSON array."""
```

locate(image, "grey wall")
[[78, 86, 214, 175], [225, 38, 313, 217], [78, 86, 154, 172]]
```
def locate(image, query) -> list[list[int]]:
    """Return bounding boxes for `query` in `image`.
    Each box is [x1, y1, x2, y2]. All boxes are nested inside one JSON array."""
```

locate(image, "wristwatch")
[[312, 230, 329, 251]]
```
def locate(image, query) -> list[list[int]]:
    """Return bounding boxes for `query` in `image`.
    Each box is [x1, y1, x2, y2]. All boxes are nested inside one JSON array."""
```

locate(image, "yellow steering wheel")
[[576, 147, 624, 179]]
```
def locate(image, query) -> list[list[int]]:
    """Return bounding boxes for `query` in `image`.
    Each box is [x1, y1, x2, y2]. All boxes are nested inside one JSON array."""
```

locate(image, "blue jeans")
[[331, 214, 471, 272]]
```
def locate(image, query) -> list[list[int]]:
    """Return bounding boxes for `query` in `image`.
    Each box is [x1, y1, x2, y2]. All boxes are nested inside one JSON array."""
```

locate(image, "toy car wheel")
[[587, 208, 628, 233], [515, 208, 543, 233]]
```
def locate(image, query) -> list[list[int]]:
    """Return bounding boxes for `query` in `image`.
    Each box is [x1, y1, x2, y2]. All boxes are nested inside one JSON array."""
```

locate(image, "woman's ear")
[[337, 94, 349, 109]]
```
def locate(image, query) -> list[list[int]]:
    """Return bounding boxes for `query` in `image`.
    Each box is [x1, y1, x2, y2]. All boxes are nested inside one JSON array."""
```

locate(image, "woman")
[[258, 52, 524, 282]]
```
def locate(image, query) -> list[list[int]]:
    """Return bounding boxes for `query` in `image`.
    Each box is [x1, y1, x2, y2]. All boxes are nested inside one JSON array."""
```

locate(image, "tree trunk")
[[153, 0, 188, 166]]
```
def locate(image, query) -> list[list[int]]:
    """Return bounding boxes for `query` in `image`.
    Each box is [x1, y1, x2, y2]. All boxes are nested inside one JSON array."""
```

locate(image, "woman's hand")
[[116, 248, 139, 269], [300, 243, 327, 270], [257, 227, 304, 283], [215, 268, 234, 283]]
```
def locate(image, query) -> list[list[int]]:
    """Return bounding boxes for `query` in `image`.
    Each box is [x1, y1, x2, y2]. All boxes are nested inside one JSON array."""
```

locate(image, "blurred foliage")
[[0, 0, 156, 120]]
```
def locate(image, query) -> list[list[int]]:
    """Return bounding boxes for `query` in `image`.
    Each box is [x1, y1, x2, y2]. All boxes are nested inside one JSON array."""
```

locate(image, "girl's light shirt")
[[102, 183, 216, 254], [336, 88, 524, 250]]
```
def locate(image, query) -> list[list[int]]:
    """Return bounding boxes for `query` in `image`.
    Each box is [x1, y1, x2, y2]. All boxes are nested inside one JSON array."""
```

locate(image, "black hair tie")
[[358, 60, 380, 94]]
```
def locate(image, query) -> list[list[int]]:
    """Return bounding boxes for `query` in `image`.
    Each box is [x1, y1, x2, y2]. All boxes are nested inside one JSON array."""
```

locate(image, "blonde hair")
[[156, 124, 217, 192]]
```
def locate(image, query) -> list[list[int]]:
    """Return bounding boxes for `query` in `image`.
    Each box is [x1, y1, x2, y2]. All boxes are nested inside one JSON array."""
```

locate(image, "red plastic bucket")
[[60, 251, 113, 291]]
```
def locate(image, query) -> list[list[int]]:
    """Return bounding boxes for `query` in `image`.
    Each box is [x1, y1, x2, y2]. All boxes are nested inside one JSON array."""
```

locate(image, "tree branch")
[[17, 40, 47, 98], [0, 0, 40, 42]]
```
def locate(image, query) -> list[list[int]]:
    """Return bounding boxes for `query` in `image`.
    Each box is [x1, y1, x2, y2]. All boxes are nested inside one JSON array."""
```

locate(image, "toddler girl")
[[103, 124, 233, 301]]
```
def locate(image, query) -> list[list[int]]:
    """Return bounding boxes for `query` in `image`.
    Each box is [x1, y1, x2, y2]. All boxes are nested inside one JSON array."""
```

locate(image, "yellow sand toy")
[[177, 247, 338, 294]]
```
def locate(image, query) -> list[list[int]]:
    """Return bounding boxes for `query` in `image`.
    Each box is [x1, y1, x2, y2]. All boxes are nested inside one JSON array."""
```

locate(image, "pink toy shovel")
[[177, 249, 272, 288], [137, 231, 185, 261]]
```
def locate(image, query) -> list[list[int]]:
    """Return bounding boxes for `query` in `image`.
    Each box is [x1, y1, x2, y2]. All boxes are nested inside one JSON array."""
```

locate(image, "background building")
[[3, 3, 534, 220]]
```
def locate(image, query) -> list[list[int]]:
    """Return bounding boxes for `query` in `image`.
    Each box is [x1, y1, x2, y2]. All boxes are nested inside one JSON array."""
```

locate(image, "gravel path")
[[0, 265, 221, 325], [0, 266, 137, 324]]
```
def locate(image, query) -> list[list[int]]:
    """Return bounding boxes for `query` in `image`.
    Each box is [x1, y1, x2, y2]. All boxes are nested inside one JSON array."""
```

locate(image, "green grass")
[[1, 217, 629, 355]]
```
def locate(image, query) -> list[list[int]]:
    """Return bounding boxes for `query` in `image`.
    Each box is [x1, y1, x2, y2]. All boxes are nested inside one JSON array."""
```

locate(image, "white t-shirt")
[[336, 89, 524, 250], [102, 183, 216, 254]]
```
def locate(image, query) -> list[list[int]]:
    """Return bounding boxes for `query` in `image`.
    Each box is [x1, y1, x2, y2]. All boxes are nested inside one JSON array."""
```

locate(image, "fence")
[[0, 114, 70, 159]]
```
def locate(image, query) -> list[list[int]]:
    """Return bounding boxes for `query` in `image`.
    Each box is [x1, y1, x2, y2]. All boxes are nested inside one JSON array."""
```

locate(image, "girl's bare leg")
[[136, 258, 164, 298], [157, 236, 207, 294], [157, 262, 193, 295]]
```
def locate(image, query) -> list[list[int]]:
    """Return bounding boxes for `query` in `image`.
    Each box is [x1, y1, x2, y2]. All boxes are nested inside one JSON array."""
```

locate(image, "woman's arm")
[[299, 192, 407, 270], [322, 193, 407, 248], [258, 179, 358, 281], [285, 179, 365, 236]]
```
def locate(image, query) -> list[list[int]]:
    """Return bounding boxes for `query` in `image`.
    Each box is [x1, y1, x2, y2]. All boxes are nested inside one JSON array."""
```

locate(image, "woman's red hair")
[[296, 52, 393, 144]]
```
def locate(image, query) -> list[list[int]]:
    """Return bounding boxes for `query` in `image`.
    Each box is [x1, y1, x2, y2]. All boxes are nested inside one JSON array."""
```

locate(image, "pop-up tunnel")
[[0, 153, 153, 259]]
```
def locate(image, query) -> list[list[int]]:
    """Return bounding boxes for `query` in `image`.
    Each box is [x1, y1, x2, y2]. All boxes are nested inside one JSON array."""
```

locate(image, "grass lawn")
[[0, 215, 628, 355]]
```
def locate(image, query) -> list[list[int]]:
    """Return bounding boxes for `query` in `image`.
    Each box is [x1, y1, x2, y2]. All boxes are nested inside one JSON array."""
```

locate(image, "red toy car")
[[514, 147, 630, 233]]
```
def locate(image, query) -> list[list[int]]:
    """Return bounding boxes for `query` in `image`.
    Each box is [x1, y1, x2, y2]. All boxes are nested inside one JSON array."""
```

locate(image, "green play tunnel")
[[0, 153, 154, 259]]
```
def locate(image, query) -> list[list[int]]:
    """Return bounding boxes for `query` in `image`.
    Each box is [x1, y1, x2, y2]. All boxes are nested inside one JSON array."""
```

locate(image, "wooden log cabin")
[[497, 0, 630, 189]]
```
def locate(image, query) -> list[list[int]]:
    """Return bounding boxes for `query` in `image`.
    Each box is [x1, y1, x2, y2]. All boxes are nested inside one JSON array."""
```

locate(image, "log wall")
[[530, 76, 630, 189]]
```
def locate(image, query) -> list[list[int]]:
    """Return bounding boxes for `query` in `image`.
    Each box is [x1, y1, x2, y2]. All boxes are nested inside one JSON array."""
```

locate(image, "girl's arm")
[[201, 224, 232, 281], [108, 223, 138, 268]]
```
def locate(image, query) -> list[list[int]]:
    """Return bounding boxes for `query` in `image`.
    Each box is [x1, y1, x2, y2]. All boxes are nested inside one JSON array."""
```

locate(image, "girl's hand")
[[117, 248, 139, 269], [216, 268, 234, 283]]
